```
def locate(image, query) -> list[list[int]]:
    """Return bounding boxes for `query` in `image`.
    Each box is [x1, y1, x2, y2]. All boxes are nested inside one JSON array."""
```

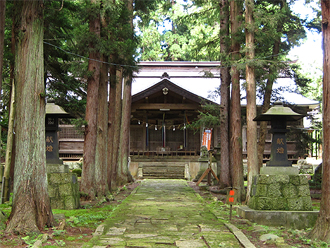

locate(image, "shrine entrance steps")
[[129, 159, 202, 181], [141, 163, 185, 179]]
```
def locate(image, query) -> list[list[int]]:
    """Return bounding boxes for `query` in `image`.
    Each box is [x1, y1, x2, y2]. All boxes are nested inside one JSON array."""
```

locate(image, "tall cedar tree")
[[245, 0, 258, 204], [94, 53, 109, 196], [309, 0, 330, 241], [230, 0, 245, 202], [108, 65, 117, 189], [117, 0, 134, 186], [110, 68, 123, 188], [6, 0, 54, 233], [0, 0, 4, 102], [219, 0, 231, 188], [94, 3, 111, 197], [80, 0, 101, 199]]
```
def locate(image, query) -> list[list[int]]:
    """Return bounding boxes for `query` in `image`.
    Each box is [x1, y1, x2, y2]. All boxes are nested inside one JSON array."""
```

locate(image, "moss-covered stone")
[[287, 198, 304, 211], [59, 183, 75, 196], [282, 184, 298, 198], [50, 198, 65, 209], [301, 196, 313, 211], [299, 175, 310, 185], [64, 195, 79, 210], [48, 172, 80, 210], [297, 185, 311, 197], [271, 197, 288, 210], [255, 197, 273, 210], [289, 175, 301, 186], [268, 183, 282, 198], [247, 196, 256, 209], [255, 184, 268, 197], [249, 174, 313, 211], [258, 174, 290, 184], [48, 173, 73, 184], [48, 186, 59, 198]]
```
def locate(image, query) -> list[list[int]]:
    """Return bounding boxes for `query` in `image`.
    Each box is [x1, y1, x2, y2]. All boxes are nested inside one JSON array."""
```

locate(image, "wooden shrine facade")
[[56, 61, 320, 161], [129, 78, 214, 157]]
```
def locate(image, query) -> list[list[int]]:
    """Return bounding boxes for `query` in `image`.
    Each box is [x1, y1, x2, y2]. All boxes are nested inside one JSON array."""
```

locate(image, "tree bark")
[[117, 0, 134, 185], [245, 0, 258, 204], [0, 0, 5, 170], [230, 0, 245, 202], [94, 54, 109, 197], [6, 0, 54, 233], [111, 68, 123, 189], [309, 0, 330, 241], [118, 76, 132, 185], [219, 0, 231, 188], [81, 0, 101, 199], [0, 0, 5, 104], [107, 65, 117, 190], [2, 80, 15, 203]]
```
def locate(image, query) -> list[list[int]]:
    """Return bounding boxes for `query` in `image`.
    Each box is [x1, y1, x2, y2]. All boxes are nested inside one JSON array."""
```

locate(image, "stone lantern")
[[243, 102, 314, 214], [46, 100, 80, 210], [45, 99, 71, 164], [254, 102, 304, 175]]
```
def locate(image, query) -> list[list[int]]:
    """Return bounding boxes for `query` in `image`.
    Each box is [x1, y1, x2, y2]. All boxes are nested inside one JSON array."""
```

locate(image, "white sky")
[[289, 0, 322, 76]]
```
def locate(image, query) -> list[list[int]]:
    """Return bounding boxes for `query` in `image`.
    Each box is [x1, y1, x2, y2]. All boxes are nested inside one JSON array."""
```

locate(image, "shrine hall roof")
[[132, 61, 319, 110]]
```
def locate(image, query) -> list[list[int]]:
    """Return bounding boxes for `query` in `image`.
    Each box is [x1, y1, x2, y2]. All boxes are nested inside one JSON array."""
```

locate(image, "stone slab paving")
[[83, 179, 243, 248]]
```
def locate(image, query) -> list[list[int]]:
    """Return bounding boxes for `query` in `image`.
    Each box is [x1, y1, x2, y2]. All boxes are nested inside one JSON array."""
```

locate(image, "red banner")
[[202, 129, 212, 151]]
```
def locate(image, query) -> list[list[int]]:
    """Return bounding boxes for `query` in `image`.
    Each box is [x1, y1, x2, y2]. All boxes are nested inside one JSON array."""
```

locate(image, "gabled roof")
[[132, 78, 216, 105], [132, 61, 319, 111]]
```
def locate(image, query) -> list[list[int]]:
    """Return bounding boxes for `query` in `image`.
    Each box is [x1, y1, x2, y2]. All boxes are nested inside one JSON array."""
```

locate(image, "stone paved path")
[[84, 179, 243, 248]]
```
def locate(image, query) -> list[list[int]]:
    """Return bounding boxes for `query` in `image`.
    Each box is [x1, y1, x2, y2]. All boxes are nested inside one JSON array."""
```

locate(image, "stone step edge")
[[224, 223, 256, 248]]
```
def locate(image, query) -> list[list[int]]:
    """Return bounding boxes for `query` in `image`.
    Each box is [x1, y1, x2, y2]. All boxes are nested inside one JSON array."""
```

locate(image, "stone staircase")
[[139, 162, 186, 179]]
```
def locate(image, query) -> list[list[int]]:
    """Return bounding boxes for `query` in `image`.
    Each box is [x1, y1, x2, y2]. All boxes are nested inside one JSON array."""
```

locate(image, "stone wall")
[[248, 174, 313, 211]]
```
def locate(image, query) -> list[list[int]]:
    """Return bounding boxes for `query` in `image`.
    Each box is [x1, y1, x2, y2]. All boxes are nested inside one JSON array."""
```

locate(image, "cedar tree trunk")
[[107, 65, 116, 190], [219, 0, 231, 188], [117, 76, 132, 185], [245, 0, 258, 204], [309, 0, 330, 241], [0, 0, 5, 103], [94, 55, 109, 196], [111, 68, 123, 189], [6, 0, 54, 233], [230, 0, 245, 202], [81, 0, 101, 199]]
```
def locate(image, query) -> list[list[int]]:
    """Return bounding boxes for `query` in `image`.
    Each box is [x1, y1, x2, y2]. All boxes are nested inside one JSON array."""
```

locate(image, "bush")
[[72, 169, 82, 177]]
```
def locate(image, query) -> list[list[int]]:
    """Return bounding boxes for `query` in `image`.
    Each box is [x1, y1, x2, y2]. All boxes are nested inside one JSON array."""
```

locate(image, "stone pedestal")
[[47, 164, 80, 210], [260, 166, 298, 175], [248, 174, 313, 211]]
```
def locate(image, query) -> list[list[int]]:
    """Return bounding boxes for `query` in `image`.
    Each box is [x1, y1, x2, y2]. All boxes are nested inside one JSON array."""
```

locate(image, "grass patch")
[[52, 204, 116, 228]]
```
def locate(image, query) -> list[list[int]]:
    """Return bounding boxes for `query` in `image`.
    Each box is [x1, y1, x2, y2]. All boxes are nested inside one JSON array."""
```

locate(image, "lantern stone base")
[[236, 205, 318, 229], [47, 164, 80, 210], [260, 166, 299, 175], [248, 174, 313, 211]]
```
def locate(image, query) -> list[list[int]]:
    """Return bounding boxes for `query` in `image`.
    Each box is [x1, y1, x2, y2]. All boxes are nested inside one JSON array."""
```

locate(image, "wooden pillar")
[[145, 114, 149, 150]]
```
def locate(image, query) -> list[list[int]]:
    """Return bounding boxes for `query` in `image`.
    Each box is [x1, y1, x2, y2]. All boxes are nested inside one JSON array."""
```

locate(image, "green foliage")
[[52, 204, 116, 228], [54, 239, 66, 247], [22, 233, 43, 247], [72, 169, 82, 177], [52, 228, 66, 237], [187, 102, 220, 131]]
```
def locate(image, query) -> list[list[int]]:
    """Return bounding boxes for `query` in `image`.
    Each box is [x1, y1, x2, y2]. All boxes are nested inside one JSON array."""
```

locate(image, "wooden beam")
[[132, 103, 199, 111]]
